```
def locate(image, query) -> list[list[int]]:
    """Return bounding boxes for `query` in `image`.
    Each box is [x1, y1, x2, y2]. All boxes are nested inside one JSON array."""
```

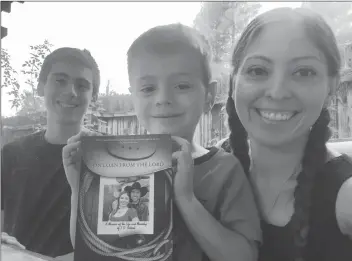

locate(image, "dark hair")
[[226, 7, 340, 259], [110, 191, 129, 216], [127, 23, 213, 86], [37, 47, 101, 101]]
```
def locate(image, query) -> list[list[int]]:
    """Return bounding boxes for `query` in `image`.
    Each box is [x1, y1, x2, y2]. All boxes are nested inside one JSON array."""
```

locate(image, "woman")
[[109, 192, 139, 222], [222, 7, 352, 261]]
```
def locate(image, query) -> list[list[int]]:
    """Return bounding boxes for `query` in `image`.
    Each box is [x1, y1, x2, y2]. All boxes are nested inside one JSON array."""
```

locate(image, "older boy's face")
[[129, 50, 208, 141], [43, 59, 93, 125]]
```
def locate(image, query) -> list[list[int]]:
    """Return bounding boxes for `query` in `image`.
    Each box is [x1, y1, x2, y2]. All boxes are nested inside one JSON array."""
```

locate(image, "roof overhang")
[[1, 1, 24, 39]]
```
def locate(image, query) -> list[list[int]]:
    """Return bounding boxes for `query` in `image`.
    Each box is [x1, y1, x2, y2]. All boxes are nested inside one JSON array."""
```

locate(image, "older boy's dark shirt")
[[1, 130, 73, 257]]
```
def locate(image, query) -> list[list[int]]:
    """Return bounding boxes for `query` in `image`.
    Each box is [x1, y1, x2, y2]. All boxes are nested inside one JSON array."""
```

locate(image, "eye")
[[246, 66, 269, 78], [76, 80, 90, 90], [140, 85, 156, 93], [55, 78, 67, 85], [293, 68, 317, 77], [175, 83, 191, 90]]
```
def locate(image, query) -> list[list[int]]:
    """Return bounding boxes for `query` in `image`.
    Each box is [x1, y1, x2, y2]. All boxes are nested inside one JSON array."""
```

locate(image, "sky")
[[1, 1, 301, 117]]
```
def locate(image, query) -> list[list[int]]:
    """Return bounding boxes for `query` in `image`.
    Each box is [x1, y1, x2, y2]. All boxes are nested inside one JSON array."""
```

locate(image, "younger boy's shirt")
[[1, 130, 73, 257], [173, 146, 261, 261]]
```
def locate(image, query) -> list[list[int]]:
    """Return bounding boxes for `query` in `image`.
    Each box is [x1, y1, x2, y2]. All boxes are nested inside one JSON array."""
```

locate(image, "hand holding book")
[[171, 136, 195, 202], [62, 129, 102, 246], [1, 232, 26, 250]]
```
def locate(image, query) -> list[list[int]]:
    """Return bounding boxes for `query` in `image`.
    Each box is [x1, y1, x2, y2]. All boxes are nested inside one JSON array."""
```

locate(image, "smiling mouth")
[[152, 114, 183, 118], [57, 101, 78, 108], [256, 109, 298, 121]]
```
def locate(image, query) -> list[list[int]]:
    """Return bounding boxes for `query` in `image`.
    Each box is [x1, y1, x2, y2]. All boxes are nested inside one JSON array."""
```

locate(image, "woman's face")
[[234, 22, 333, 147], [119, 193, 130, 207]]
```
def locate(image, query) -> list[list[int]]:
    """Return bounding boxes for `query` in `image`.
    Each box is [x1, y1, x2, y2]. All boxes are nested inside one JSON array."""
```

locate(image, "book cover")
[[74, 134, 173, 261]]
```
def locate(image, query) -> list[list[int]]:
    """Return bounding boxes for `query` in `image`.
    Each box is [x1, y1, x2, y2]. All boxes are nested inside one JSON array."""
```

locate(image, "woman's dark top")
[[259, 154, 352, 261]]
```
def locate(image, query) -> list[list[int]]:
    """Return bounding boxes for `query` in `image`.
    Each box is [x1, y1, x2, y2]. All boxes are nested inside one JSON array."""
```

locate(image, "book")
[[1, 244, 53, 261], [74, 134, 173, 261]]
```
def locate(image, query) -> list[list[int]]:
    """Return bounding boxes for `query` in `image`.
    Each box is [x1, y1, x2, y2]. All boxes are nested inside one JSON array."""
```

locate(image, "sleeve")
[[140, 203, 149, 221], [336, 176, 352, 238], [216, 160, 262, 244]]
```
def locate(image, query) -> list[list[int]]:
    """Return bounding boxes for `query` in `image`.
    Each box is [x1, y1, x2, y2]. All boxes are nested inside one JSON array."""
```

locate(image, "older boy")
[[1, 47, 100, 257]]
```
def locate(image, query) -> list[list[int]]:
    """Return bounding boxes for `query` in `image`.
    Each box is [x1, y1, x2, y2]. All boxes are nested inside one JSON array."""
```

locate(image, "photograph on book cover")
[[97, 174, 154, 236]]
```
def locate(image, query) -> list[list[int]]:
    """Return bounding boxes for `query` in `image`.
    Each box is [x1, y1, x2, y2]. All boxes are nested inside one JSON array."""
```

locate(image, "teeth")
[[59, 103, 76, 108], [259, 110, 294, 121]]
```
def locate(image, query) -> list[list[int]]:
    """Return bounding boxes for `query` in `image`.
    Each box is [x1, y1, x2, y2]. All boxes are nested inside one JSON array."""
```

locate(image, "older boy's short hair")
[[37, 47, 100, 101], [127, 23, 213, 86]]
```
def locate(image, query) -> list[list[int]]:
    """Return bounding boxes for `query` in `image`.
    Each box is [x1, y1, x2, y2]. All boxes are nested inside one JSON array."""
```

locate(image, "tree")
[[16, 90, 46, 116], [193, 2, 261, 98], [194, 2, 261, 64], [1, 48, 21, 109], [2, 40, 53, 113], [99, 93, 134, 113], [21, 39, 53, 112], [301, 2, 352, 44]]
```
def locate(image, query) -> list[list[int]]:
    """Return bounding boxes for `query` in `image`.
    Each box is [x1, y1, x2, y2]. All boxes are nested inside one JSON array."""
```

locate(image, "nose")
[[155, 84, 172, 106], [63, 82, 78, 97], [265, 73, 291, 100]]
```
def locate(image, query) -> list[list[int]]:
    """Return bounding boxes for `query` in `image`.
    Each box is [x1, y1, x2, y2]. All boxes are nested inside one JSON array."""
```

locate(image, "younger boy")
[[63, 24, 261, 261]]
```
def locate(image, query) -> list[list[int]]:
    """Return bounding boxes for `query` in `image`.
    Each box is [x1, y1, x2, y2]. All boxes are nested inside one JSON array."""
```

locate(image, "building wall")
[[337, 83, 352, 138]]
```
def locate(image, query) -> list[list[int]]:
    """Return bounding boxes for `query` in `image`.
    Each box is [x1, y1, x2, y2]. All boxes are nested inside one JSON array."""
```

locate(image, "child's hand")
[[171, 136, 194, 201], [62, 132, 83, 195], [62, 129, 99, 194], [1, 232, 25, 249], [62, 129, 100, 247]]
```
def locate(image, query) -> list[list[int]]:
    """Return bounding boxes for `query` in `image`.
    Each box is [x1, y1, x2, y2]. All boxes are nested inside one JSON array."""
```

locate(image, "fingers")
[[171, 136, 191, 154], [171, 137, 193, 169], [62, 141, 81, 162], [1, 233, 26, 249], [67, 129, 100, 144]]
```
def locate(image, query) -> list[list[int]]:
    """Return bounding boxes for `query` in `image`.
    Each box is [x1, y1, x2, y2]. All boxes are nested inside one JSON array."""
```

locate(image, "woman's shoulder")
[[336, 175, 352, 237], [318, 153, 352, 236], [323, 153, 352, 180]]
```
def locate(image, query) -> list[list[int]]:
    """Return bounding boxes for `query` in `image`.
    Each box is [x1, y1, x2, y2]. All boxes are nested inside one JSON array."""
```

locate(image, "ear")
[[203, 81, 217, 113], [91, 92, 98, 103]]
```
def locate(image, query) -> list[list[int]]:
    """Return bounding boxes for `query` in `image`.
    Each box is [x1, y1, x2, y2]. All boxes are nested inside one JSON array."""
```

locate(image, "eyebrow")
[[244, 54, 323, 64], [139, 73, 192, 81], [139, 75, 156, 81], [51, 72, 69, 77], [51, 72, 92, 84]]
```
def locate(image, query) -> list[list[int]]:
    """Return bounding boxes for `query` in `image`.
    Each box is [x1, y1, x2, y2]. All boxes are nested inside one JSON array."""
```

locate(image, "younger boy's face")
[[129, 49, 211, 141]]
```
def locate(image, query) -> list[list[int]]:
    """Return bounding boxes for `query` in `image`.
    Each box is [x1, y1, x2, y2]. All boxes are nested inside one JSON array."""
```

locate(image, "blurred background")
[[1, 1, 351, 146]]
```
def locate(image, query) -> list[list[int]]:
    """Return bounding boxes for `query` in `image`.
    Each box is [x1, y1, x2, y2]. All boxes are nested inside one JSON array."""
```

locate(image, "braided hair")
[[226, 7, 341, 260]]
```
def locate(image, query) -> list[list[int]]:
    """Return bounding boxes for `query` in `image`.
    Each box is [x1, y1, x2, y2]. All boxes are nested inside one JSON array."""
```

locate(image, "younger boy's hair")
[[127, 23, 213, 86], [37, 47, 101, 101]]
